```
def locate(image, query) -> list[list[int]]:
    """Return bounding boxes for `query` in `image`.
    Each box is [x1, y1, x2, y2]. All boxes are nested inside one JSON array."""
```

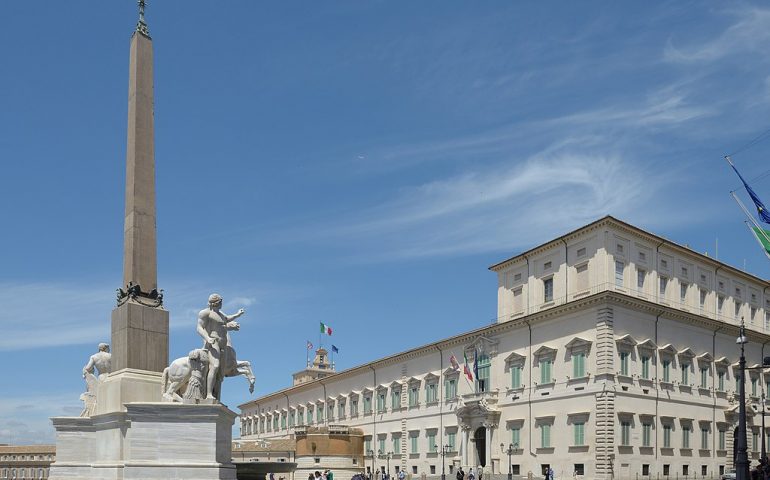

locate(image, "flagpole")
[[743, 221, 770, 260], [732, 192, 770, 246], [306, 342, 310, 367]]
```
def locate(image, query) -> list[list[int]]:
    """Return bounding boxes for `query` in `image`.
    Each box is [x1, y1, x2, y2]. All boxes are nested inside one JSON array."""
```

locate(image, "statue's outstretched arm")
[[226, 308, 245, 322]]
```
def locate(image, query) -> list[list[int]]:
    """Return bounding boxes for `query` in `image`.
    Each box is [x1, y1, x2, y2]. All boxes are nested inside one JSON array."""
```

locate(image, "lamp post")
[[367, 449, 375, 480], [500, 443, 517, 480], [436, 444, 451, 480], [378, 451, 392, 478], [736, 319, 750, 480]]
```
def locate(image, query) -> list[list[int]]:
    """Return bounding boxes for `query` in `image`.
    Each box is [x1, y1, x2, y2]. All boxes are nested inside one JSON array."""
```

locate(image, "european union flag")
[[332, 345, 339, 354], [729, 157, 770, 224]]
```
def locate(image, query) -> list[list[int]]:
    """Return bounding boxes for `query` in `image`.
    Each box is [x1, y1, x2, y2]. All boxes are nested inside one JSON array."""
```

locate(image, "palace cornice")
[[489, 217, 608, 272]]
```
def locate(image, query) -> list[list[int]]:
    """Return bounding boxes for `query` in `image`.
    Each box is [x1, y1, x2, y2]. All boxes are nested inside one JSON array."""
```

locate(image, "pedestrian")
[[548, 467, 554, 480], [456, 467, 464, 480], [308, 473, 314, 480], [468, 467, 475, 480], [327, 470, 334, 480], [398, 469, 406, 480], [478, 466, 483, 480]]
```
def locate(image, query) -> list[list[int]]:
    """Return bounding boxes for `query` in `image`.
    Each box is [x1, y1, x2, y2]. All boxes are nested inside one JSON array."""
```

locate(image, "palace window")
[[392, 434, 401, 454], [680, 283, 688, 303], [615, 261, 624, 286], [681, 363, 689, 384], [700, 289, 707, 308], [573, 422, 585, 446], [539, 358, 553, 384], [377, 393, 386, 413], [719, 429, 726, 450], [511, 365, 522, 388], [619, 352, 629, 376], [476, 354, 491, 392], [409, 386, 419, 407], [637, 269, 646, 289], [427, 431, 437, 453], [426, 383, 438, 403], [338, 401, 346, 418], [700, 368, 708, 388], [543, 277, 553, 303], [511, 426, 520, 446], [392, 388, 401, 409], [540, 424, 551, 448], [573, 351, 586, 378], [682, 426, 691, 449], [620, 421, 631, 446], [364, 396, 372, 414], [351, 399, 358, 417], [718, 371, 725, 391], [410, 432, 419, 454], [663, 425, 672, 448], [447, 431, 456, 450], [642, 422, 652, 447], [444, 378, 457, 399], [701, 428, 709, 449], [641, 355, 650, 379], [662, 360, 671, 382]]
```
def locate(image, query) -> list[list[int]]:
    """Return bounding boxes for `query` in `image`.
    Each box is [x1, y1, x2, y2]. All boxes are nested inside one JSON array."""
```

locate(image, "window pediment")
[[658, 344, 677, 356], [336, 393, 347, 400], [715, 356, 731, 367], [697, 352, 713, 363], [465, 335, 500, 357], [565, 337, 592, 352], [424, 372, 440, 383], [533, 345, 557, 358], [677, 348, 696, 359], [407, 376, 421, 386], [443, 367, 460, 377], [504, 351, 526, 365], [389, 380, 403, 388], [615, 334, 638, 348], [637, 339, 657, 351]]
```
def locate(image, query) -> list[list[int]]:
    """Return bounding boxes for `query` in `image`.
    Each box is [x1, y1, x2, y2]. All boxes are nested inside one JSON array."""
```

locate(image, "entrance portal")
[[474, 427, 486, 467]]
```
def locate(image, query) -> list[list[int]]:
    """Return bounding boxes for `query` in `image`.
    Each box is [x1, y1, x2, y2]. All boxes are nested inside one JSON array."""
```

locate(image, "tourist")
[[468, 467, 475, 480], [398, 469, 406, 480], [308, 473, 314, 480], [478, 466, 483, 480], [456, 467, 465, 480], [326, 469, 334, 480]]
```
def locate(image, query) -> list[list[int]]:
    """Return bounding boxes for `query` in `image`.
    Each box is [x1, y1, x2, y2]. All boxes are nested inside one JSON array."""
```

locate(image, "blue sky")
[[3, 1, 770, 444]]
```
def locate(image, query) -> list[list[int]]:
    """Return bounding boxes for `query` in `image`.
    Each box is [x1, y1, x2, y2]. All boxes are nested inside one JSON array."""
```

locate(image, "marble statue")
[[161, 294, 255, 403], [80, 343, 112, 417], [196, 293, 254, 400], [162, 348, 209, 402]]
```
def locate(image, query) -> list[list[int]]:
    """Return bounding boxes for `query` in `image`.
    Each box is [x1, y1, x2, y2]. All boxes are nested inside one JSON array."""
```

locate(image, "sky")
[[3, 1, 770, 445]]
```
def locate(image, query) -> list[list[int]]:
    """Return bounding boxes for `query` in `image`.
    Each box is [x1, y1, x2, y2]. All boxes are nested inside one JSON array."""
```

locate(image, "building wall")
[[240, 217, 770, 480], [0, 445, 55, 480]]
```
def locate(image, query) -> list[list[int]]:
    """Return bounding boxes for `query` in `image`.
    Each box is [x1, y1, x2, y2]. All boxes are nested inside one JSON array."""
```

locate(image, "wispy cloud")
[[664, 7, 770, 64], [305, 140, 685, 261]]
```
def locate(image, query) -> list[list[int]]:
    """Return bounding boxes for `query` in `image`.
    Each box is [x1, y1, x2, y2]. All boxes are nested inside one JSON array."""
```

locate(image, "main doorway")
[[474, 427, 486, 467]]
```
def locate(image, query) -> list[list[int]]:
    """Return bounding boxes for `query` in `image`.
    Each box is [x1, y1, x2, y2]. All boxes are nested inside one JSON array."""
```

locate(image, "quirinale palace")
[[239, 216, 770, 480]]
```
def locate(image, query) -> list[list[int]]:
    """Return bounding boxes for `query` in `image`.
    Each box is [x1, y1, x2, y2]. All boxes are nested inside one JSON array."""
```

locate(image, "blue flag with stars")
[[728, 157, 770, 224], [332, 345, 339, 354]]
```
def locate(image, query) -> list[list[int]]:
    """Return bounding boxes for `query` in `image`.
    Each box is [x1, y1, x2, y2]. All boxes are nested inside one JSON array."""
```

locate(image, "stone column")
[[484, 422, 492, 471], [461, 424, 470, 467]]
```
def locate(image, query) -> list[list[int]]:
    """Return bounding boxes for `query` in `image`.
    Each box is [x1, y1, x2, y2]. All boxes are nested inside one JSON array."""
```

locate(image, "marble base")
[[50, 403, 237, 480]]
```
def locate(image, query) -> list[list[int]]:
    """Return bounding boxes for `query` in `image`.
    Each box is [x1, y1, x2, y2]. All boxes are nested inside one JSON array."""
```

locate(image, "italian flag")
[[749, 224, 770, 259], [320, 322, 333, 335]]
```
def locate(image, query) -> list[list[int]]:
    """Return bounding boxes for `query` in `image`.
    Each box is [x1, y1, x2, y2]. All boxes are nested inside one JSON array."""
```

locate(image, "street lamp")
[[367, 449, 375, 480], [736, 318, 750, 480], [435, 444, 451, 480], [734, 319, 770, 480], [500, 443, 517, 480], [378, 451, 393, 478]]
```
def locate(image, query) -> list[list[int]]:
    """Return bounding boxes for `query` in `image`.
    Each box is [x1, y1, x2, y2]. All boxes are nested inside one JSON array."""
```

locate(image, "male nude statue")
[[196, 293, 245, 400], [83, 343, 112, 379]]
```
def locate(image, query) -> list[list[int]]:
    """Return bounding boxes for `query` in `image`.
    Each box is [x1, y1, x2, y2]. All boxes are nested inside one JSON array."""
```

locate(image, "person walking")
[[398, 469, 406, 480], [468, 467, 475, 480], [456, 467, 465, 480]]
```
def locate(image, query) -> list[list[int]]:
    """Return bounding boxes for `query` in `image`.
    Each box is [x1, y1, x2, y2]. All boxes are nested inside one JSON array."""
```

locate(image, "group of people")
[[455, 466, 483, 480], [307, 470, 334, 480], [752, 458, 770, 480]]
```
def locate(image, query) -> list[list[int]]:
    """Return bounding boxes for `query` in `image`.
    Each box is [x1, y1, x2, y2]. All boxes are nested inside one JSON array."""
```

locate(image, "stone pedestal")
[[111, 301, 169, 373], [50, 403, 238, 480]]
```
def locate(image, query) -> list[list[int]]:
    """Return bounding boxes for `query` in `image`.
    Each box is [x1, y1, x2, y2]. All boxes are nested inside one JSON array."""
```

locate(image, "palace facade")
[[239, 216, 770, 480]]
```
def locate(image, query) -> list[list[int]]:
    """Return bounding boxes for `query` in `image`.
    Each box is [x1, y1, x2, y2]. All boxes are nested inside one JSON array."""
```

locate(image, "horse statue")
[[162, 346, 255, 402]]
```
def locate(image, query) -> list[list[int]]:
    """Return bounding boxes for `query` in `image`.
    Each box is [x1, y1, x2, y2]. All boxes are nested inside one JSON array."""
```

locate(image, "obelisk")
[[103, 0, 169, 409]]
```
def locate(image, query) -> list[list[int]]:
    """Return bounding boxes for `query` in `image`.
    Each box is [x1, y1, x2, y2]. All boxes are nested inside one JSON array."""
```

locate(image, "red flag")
[[463, 351, 473, 381]]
